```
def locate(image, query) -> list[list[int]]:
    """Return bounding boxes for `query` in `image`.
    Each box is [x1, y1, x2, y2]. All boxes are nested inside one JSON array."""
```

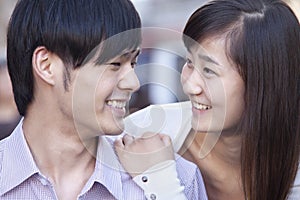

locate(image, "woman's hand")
[[114, 133, 175, 177]]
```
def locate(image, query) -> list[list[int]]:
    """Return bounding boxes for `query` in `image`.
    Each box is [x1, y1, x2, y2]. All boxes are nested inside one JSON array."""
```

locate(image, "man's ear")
[[32, 46, 55, 85]]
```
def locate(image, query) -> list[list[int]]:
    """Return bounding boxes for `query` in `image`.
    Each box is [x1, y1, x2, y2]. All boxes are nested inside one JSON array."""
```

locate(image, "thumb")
[[114, 138, 124, 149], [160, 134, 172, 146]]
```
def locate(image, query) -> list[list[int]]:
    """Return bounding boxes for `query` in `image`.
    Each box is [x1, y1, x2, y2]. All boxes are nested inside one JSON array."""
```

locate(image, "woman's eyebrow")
[[198, 54, 220, 66]]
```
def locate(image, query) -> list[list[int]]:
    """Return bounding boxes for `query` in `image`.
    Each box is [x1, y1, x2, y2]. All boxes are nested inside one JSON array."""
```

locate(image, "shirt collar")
[[0, 119, 126, 199], [0, 118, 40, 196], [79, 136, 125, 200]]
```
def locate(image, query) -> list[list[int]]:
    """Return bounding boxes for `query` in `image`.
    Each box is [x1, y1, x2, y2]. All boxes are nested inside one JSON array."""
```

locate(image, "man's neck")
[[22, 114, 98, 187]]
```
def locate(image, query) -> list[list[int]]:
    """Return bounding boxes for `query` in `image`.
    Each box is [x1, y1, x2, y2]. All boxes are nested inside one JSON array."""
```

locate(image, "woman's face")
[[181, 37, 245, 134]]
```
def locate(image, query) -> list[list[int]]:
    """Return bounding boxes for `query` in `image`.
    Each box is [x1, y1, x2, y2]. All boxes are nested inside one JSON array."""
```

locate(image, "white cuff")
[[133, 160, 187, 200]]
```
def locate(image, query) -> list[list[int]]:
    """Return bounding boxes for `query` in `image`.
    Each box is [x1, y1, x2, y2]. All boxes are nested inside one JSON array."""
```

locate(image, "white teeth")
[[106, 100, 126, 109], [192, 102, 212, 110]]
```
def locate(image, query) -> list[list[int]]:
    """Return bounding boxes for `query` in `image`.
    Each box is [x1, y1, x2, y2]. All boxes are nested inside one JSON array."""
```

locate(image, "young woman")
[[115, 0, 300, 199]]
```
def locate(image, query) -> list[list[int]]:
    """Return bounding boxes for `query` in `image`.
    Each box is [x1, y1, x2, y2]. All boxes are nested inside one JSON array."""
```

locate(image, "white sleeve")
[[124, 101, 192, 152], [133, 160, 187, 200]]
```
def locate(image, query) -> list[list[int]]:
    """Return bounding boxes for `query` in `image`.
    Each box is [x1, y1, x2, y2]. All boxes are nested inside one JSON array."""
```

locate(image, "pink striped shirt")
[[0, 120, 207, 200]]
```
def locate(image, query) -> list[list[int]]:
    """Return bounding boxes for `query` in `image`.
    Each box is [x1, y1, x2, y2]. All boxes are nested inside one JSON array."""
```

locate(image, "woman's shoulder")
[[295, 164, 300, 185], [288, 163, 300, 199]]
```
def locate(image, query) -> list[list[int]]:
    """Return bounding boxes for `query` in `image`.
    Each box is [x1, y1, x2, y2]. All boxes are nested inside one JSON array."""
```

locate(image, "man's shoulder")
[[0, 137, 10, 188], [174, 154, 204, 185], [0, 126, 19, 163], [174, 154, 198, 177], [0, 137, 7, 149], [174, 154, 208, 199], [0, 137, 8, 164]]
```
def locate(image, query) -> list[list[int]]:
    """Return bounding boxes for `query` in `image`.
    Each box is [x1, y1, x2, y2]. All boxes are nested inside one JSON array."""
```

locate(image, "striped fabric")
[[0, 120, 207, 200]]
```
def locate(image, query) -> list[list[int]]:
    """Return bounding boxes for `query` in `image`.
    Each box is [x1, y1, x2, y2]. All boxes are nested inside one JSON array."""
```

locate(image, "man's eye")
[[106, 62, 121, 71], [109, 62, 121, 67], [186, 58, 193, 69], [131, 62, 137, 68]]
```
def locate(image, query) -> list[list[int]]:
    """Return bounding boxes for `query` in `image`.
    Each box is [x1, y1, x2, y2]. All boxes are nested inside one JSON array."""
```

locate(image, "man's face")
[[70, 49, 140, 139]]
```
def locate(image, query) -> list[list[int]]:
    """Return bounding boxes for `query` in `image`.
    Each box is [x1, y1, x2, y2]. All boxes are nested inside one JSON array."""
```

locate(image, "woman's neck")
[[189, 129, 241, 163], [181, 130, 244, 200]]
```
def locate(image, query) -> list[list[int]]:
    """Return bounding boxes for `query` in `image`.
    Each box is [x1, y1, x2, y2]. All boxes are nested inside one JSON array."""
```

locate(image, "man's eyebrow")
[[132, 49, 141, 58], [198, 54, 220, 66]]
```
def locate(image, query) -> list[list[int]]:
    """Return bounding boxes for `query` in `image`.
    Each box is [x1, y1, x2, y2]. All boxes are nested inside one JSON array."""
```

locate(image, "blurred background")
[[0, 1, 18, 58], [0, 0, 299, 139], [0, 0, 19, 140]]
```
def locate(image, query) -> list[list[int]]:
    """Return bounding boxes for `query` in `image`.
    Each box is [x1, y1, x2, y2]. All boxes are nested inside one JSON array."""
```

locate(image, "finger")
[[141, 132, 156, 139], [114, 138, 124, 149], [122, 134, 135, 146]]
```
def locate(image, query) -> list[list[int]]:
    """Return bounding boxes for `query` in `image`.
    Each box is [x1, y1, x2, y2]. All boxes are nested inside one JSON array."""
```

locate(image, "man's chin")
[[101, 122, 125, 136]]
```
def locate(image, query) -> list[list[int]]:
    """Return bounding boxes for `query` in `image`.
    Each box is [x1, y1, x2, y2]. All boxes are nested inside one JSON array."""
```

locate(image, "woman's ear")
[[32, 46, 55, 85]]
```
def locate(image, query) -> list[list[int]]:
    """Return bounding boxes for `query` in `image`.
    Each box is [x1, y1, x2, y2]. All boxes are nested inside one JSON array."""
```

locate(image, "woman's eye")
[[203, 67, 216, 75]]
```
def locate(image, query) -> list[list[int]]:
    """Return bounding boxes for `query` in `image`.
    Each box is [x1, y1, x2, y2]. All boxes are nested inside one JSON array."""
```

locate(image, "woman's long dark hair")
[[183, 0, 300, 199]]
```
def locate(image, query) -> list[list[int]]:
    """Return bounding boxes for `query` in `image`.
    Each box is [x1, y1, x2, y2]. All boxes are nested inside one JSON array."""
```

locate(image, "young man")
[[0, 0, 207, 199]]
